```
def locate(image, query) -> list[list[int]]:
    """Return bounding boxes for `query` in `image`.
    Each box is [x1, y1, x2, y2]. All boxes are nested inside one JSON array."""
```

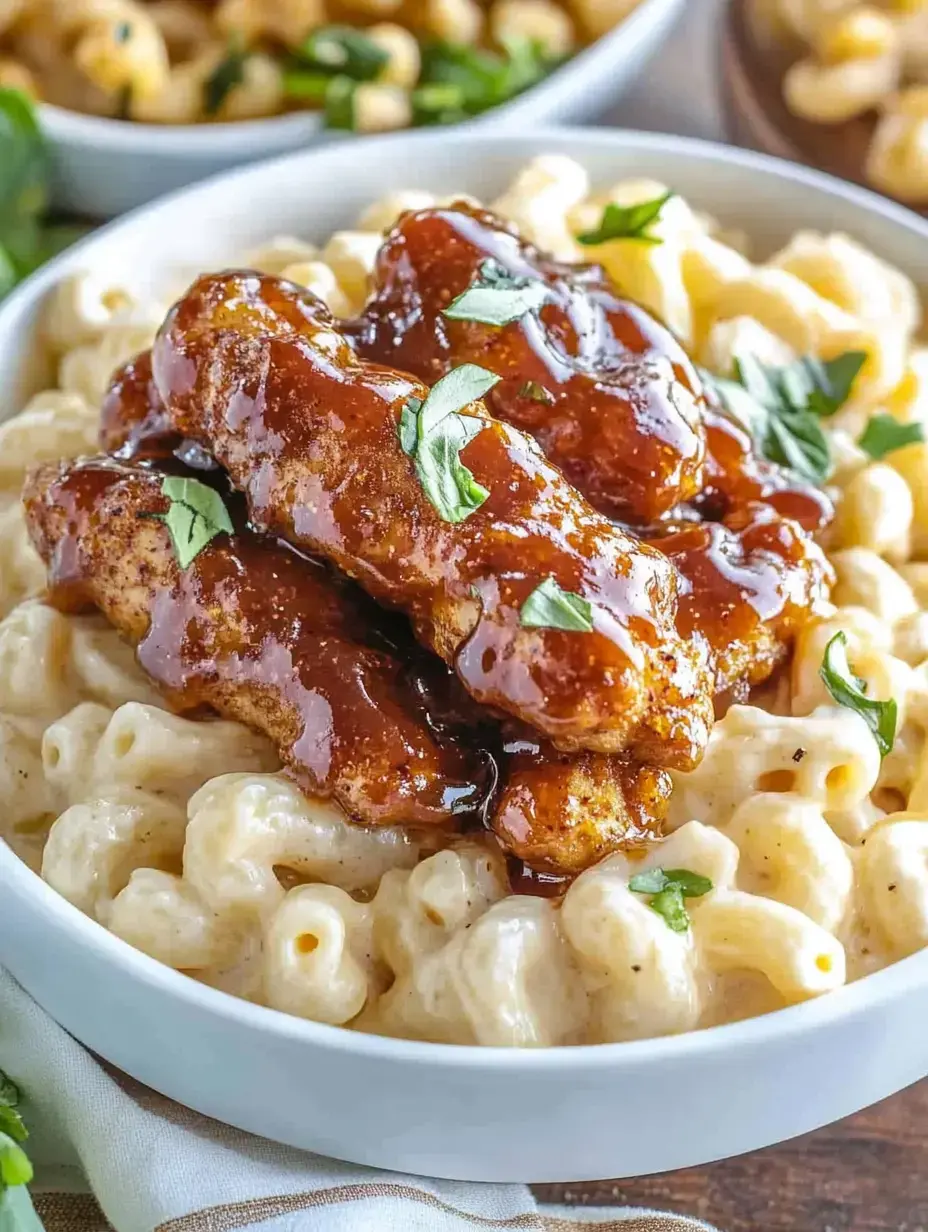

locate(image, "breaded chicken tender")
[[24, 456, 491, 828], [152, 270, 715, 768]]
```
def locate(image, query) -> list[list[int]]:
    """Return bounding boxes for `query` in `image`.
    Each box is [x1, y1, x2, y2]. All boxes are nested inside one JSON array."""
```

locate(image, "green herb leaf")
[[520, 577, 593, 632], [0, 88, 53, 300], [627, 868, 668, 895], [628, 866, 714, 932], [858, 414, 925, 460], [399, 365, 498, 522], [0, 1075, 19, 1110], [576, 191, 674, 247], [662, 868, 714, 897], [411, 82, 466, 126], [628, 867, 713, 898], [649, 885, 690, 932], [114, 20, 132, 43], [0, 88, 47, 236], [324, 76, 356, 130], [281, 69, 331, 102], [415, 413, 489, 523], [0, 1181, 45, 1232], [151, 476, 234, 570], [296, 26, 388, 81], [417, 37, 553, 120], [519, 380, 555, 405], [397, 395, 422, 456], [706, 349, 865, 484], [0, 1135, 32, 1190], [819, 630, 897, 758], [0, 1111, 24, 1148], [203, 45, 248, 116], [0, 246, 16, 299], [418, 364, 499, 437], [443, 258, 548, 327]]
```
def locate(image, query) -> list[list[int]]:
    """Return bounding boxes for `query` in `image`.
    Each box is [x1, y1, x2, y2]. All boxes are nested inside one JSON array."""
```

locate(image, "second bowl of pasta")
[[1, 0, 684, 216]]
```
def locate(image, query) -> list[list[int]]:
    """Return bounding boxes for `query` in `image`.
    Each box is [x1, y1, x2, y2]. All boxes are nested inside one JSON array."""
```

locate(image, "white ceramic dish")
[[40, 0, 684, 218], [2, 127, 928, 1184]]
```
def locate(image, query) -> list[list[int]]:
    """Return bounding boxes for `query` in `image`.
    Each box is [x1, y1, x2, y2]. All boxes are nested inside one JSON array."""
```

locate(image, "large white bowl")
[[43, 0, 684, 218], [1, 128, 927, 1184]]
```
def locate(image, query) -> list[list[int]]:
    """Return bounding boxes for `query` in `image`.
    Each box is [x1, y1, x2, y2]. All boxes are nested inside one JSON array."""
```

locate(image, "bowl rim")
[[34, 0, 681, 151], [4, 120, 928, 1070]]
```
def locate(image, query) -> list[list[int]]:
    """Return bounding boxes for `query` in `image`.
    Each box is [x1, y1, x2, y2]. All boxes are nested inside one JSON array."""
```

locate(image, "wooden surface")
[[535, 1079, 928, 1231]]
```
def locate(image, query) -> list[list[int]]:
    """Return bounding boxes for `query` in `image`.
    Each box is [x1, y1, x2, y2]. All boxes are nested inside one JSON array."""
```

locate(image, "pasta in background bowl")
[[4, 0, 683, 217], [1, 128, 928, 1182]]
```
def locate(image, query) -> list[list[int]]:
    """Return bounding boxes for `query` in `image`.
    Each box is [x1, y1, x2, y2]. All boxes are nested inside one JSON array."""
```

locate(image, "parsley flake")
[[296, 26, 388, 81], [520, 577, 593, 633], [628, 867, 713, 932], [0, 1065, 38, 1218], [519, 380, 555, 405], [443, 258, 548, 327], [576, 191, 674, 247], [203, 44, 249, 116], [819, 630, 897, 758], [324, 75, 357, 130], [398, 365, 499, 523], [704, 350, 866, 483], [417, 36, 553, 121], [144, 476, 234, 570], [858, 414, 925, 460]]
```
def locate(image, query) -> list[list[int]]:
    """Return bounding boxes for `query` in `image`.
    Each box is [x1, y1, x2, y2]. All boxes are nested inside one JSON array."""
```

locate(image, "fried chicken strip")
[[353, 203, 707, 524], [24, 456, 491, 828], [493, 742, 670, 875], [152, 270, 714, 767], [352, 207, 833, 695]]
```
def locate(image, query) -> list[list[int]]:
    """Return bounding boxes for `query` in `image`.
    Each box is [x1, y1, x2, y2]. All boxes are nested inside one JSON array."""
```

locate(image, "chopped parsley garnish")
[[0, 1067, 41, 1229], [295, 26, 388, 82], [281, 69, 331, 102], [703, 350, 867, 484], [819, 630, 897, 758], [411, 82, 467, 126], [114, 20, 132, 43], [576, 191, 674, 247], [443, 258, 548, 327], [417, 36, 553, 120], [324, 76, 357, 130], [858, 413, 925, 461], [203, 44, 249, 116], [519, 577, 593, 633], [398, 364, 498, 523], [519, 380, 555, 405], [628, 867, 713, 932], [143, 476, 234, 569]]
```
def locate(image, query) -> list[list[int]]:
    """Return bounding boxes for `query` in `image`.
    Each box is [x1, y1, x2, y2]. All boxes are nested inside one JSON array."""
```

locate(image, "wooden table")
[[535, 1080, 928, 1231]]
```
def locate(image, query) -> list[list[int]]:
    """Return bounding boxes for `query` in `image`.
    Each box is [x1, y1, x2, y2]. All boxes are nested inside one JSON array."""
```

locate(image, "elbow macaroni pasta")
[[4, 155, 928, 1045], [0, 0, 641, 129], [754, 0, 928, 203]]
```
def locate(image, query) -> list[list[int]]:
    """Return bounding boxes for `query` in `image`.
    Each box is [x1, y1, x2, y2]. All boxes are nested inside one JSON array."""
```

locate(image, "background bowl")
[[2, 127, 928, 1184], [42, 0, 684, 218]]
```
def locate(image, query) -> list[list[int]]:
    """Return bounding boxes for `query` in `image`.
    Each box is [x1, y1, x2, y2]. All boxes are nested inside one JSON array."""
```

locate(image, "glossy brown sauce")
[[24, 456, 493, 828], [352, 204, 834, 696], [151, 269, 715, 768], [353, 204, 706, 525]]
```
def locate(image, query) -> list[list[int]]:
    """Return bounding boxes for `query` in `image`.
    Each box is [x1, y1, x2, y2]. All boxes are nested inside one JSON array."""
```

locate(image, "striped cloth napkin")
[[0, 969, 718, 1232]]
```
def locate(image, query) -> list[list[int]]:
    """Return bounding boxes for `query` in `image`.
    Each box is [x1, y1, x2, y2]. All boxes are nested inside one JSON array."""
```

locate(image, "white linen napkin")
[[0, 970, 719, 1232]]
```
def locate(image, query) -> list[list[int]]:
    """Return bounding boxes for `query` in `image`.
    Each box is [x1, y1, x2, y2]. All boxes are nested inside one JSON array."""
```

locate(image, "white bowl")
[[41, 0, 684, 218], [2, 128, 928, 1184]]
